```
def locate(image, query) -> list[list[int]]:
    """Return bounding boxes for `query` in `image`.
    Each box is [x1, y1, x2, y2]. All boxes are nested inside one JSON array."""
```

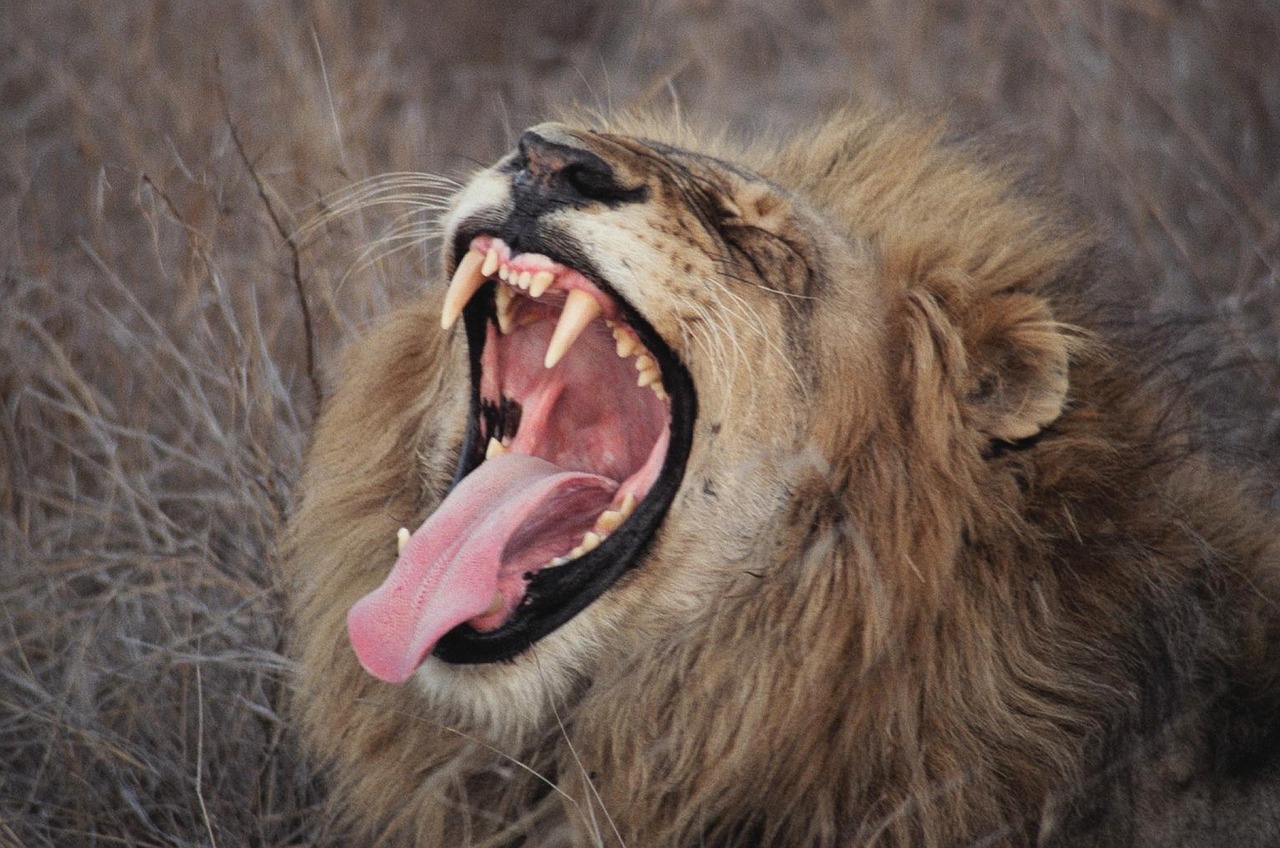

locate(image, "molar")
[[613, 326, 640, 358]]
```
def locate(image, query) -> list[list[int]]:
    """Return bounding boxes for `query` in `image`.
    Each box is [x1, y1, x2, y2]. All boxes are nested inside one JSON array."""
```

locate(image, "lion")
[[282, 110, 1280, 846]]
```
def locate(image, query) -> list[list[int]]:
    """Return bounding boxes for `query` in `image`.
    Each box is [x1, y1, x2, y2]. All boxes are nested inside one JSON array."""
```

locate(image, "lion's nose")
[[513, 129, 644, 208]]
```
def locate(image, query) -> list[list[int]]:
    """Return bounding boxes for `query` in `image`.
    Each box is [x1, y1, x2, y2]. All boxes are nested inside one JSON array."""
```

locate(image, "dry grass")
[[1, 1, 1277, 845]]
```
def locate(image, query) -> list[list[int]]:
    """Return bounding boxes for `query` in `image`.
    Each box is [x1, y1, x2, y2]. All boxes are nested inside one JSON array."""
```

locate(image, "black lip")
[[431, 228, 697, 664]]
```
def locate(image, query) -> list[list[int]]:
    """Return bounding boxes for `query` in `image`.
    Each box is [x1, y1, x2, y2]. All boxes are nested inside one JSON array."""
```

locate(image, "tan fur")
[[282, 110, 1280, 846]]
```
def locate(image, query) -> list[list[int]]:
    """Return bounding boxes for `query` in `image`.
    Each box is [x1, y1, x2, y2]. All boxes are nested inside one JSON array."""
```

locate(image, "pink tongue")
[[347, 453, 615, 683]]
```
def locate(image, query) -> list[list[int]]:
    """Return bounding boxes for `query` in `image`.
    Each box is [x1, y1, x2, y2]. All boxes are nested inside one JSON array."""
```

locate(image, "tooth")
[[614, 329, 638, 358], [652, 384, 669, 402], [481, 247, 500, 276], [596, 509, 624, 533], [581, 531, 603, 552], [484, 592, 504, 616], [637, 368, 659, 388], [620, 493, 637, 518], [634, 354, 655, 372], [397, 527, 410, 554], [495, 284, 515, 334], [498, 264, 510, 281], [517, 271, 532, 290], [547, 555, 571, 568], [485, 437, 508, 459], [481, 247, 499, 277], [544, 290, 603, 369], [530, 271, 555, 297], [568, 544, 585, 559], [440, 249, 487, 329]]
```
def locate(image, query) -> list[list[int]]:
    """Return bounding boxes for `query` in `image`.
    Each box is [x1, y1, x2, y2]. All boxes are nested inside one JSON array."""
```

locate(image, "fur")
[[282, 110, 1280, 846]]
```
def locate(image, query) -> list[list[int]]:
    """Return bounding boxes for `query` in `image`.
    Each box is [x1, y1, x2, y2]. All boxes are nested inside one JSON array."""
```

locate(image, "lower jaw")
[[430, 390, 694, 664], [410, 653, 577, 743]]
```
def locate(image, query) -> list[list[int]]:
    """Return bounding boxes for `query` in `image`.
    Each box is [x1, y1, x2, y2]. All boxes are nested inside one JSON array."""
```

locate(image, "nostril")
[[513, 130, 647, 207]]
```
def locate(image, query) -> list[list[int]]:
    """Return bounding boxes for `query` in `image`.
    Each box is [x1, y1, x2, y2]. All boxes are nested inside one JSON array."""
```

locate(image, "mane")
[[284, 110, 1280, 846]]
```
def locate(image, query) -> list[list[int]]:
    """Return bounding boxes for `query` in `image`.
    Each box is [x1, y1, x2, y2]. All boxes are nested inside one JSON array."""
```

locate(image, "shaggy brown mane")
[[283, 111, 1280, 846]]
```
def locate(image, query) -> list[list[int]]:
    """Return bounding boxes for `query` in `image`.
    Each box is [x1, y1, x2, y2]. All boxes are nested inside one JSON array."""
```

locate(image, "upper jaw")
[[422, 229, 699, 665], [416, 135, 701, 664]]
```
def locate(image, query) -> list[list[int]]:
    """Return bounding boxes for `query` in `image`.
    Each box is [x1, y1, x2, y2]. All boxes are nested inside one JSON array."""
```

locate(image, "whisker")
[[700, 274, 811, 405], [533, 650, 623, 848], [296, 171, 460, 243]]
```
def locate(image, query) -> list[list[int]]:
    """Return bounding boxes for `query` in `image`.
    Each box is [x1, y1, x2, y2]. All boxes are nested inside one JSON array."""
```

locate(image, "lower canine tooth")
[[496, 284, 515, 333], [544, 290, 603, 369], [485, 437, 508, 459]]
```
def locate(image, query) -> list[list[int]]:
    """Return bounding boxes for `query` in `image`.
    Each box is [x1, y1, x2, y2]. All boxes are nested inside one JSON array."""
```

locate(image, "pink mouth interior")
[[347, 239, 671, 683]]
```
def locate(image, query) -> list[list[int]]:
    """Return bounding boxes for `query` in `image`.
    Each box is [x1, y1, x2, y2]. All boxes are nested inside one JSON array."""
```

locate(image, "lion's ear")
[[961, 292, 1071, 443]]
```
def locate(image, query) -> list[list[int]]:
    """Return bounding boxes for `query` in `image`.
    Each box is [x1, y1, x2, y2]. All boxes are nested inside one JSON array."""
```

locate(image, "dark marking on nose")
[[509, 130, 648, 212]]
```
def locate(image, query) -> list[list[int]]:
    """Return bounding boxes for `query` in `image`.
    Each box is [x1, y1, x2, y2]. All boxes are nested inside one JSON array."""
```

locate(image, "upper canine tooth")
[[544, 290, 603, 369], [530, 271, 555, 297], [440, 250, 487, 329]]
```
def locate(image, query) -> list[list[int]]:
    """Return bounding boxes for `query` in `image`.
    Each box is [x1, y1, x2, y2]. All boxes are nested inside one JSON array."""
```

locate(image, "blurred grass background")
[[1, 1, 1277, 845]]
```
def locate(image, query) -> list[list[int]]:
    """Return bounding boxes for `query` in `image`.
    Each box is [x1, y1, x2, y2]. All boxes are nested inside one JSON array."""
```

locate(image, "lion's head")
[[344, 121, 890, 706], [284, 112, 1279, 845]]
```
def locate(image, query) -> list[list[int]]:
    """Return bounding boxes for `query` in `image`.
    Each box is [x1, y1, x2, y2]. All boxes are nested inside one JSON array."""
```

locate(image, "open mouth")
[[347, 235, 696, 677]]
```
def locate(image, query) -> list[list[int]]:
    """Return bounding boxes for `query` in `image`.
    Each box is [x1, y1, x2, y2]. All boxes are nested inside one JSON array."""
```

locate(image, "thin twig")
[[216, 62, 322, 413], [195, 662, 219, 848]]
